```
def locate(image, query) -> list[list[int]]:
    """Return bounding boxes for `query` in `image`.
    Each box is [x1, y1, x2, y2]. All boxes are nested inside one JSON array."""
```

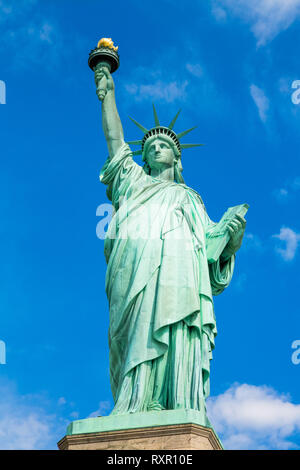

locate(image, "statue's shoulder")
[[179, 183, 204, 201], [180, 184, 207, 212]]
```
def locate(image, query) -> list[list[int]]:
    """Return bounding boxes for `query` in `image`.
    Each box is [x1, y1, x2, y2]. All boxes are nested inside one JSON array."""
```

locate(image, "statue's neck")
[[150, 166, 175, 182]]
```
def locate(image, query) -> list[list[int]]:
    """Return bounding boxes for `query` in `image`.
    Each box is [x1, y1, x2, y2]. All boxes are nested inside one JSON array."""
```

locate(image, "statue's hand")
[[221, 214, 246, 260], [94, 66, 115, 101]]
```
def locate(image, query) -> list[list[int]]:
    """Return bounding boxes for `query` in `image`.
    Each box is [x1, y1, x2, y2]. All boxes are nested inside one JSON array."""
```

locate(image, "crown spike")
[[177, 127, 197, 140], [180, 143, 204, 149], [152, 104, 160, 127], [128, 140, 143, 145], [168, 109, 181, 130], [132, 149, 143, 156], [129, 117, 148, 134]]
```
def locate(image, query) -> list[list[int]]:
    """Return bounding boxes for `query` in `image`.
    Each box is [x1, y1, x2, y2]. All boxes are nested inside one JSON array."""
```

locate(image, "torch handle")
[[95, 61, 111, 102]]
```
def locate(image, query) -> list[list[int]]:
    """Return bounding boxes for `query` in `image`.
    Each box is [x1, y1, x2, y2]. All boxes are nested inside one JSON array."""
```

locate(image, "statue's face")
[[145, 137, 176, 171]]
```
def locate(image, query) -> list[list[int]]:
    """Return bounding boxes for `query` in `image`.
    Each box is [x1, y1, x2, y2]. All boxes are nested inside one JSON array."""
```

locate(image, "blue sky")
[[0, 0, 300, 450]]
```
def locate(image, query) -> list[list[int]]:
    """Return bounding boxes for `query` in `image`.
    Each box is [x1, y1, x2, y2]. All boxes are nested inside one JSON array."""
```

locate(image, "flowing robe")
[[100, 143, 234, 421]]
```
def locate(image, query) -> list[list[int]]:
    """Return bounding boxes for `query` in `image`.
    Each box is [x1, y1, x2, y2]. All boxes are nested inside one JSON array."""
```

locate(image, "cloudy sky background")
[[0, 0, 300, 449]]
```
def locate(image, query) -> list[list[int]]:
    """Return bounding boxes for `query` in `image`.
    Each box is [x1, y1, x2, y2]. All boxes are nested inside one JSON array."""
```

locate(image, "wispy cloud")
[[242, 232, 264, 252], [3, 19, 63, 70], [273, 177, 300, 202], [207, 383, 300, 449], [125, 80, 188, 103], [0, 0, 36, 22], [272, 226, 300, 261], [0, 0, 82, 72], [291, 177, 300, 190], [0, 380, 62, 450], [211, 0, 300, 46], [273, 188, 289, 201], [186, 63, 203, 78], [238, 228, 300, 261], [211, 4, 227, 22], [250, 84, 270, 122], [122, 54, 224, 116], [88, 401, 112, 418]]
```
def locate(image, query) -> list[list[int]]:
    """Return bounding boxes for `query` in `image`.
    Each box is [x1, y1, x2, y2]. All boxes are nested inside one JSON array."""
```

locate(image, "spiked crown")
[[128, 104, 203, 158]]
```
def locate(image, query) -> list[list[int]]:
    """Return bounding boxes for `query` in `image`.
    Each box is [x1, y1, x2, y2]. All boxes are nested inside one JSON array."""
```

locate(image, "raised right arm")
[[94, 66, 125, 158]]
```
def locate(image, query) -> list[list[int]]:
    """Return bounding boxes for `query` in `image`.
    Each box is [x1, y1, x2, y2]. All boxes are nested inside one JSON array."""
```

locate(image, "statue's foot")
[[147, 401, 165, 411]]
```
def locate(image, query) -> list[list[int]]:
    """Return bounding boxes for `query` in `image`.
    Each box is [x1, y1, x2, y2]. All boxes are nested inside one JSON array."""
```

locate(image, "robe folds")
[[100, 143, 234, 417]]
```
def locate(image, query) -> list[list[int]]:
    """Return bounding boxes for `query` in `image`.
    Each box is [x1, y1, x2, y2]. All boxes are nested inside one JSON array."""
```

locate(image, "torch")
[[88, 38, 120, 101]]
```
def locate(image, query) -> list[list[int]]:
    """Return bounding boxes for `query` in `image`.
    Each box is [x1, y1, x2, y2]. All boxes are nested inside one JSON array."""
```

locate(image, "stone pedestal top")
[[58, 422, 222, 450], [58, 410, 223, 450]]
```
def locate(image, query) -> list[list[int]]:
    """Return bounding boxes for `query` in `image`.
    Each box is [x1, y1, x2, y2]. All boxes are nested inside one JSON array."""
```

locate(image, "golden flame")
[[97, 38, 118, 51]]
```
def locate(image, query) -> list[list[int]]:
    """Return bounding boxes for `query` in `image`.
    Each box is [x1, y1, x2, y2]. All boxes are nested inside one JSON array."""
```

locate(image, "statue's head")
[[128, 105, 203, 184], [142, 131, 183, 182]]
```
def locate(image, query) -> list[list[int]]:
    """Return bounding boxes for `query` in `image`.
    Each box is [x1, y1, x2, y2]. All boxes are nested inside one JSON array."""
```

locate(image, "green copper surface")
[[66, 409, 223, 448], [73, 51, 248, 442], [67, 409, 209, 435]]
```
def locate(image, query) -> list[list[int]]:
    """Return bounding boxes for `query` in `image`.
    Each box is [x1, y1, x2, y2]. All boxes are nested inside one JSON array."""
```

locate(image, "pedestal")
[[57, 409, 223, 450]]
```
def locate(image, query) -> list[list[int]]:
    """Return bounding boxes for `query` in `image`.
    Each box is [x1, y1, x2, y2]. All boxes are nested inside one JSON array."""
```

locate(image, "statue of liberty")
[[93, 45, 247, 426]]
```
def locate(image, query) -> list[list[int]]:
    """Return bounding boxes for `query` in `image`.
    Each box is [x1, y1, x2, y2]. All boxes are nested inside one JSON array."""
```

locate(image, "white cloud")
[[58, 397, 66, 406], [250, 84, 269, 122], [0, 0, 66, 71], [273, 177, 300, 202], [4, 20, 62, 70], [125, 80, 188, 103], [39, 22, 54, 44], [88, 401, 112, 418], [273, 188, 289, 201], [272, 226, 300, 261], [211, 5, 227, 21], [0, 380, 60, 450], [0, 0, 36, 22], [186, 63, 203, 78], [122, 50, 224, 115], [239, 227, 300, 261], [212, 0, 300, 45], [207, 383, 300, 449]]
